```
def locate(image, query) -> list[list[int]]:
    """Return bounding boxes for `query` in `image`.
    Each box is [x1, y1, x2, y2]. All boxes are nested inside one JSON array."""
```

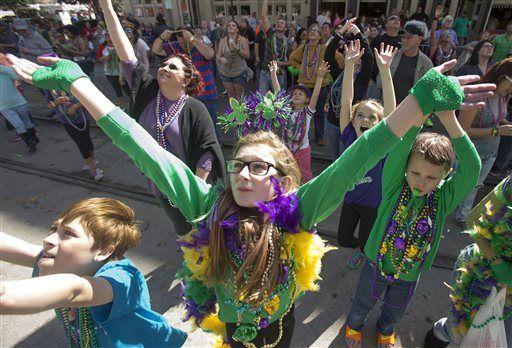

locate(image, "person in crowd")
[[369, 15, 401, 88], [48, 89, 104, 181], [216, 20, 250, 100], [333, 12, 342, 28], [344, 70, 483, 348], [81, 21, 94, 42], [101, 0, 226, 234], [325, 18, 372, 160], [454, 11, 470, 45], [367, 22, 380, 46], [6, 40, 494, 347], [454, 58, 512, 225], [13, 18, 53, 63], [317, 10, 328, 26], [211, 12, 227, 54], [290, 22, 343, 147], [435, 15, 459, 46], [492, 20, 512, 63], [424, 175, 512, 347], [0, 22, 19, 55], [373, 20, 433, 104], [248, 11, 258, 30], [293, 27, 308, 52], [270, 59, 330, 182], [153, 27, 219, 136], [51, 29, 73, 59], [257, 0, 291, 94], [0, 53, 38, 153], [122, 18, 150, 77], [337, 41, 397, 270], [0, 198, 188, 347], [152, 13, 168, 38], [239, 18, 256, 81], [410, 6, 429, 23], [60, 24, 95, 77], [321, 22, 334, 44], [199, 20, 212, 43], [99, 33, 124, 106], [430, 6, 457, 71], [456, 40, 494, 77]]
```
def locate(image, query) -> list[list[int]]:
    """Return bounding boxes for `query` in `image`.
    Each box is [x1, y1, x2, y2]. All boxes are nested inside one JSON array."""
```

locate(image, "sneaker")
[[347, 250, 363, 270], [92, 168, 104, 181], [82, 159, 100, 171], [377, 332, 395, 348], [11, 133, 22, 142], [345, 325, 362, 348]]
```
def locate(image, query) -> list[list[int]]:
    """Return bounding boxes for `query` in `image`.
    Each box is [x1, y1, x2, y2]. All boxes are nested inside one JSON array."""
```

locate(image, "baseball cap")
[[399, 20, 428, 37], [12, 18, 29, 30]]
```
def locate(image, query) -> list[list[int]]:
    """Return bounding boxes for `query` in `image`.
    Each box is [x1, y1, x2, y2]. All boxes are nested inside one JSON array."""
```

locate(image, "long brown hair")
[[481, 57, 512, 85], [207, 131, 301, 304]]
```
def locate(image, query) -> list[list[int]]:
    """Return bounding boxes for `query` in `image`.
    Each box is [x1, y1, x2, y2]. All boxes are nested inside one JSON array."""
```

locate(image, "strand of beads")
[[376, 185, 439, 281], [302, 43, 319, 81], [155, 91, 188, 149], [55, 308, 80, 347], [78, 307, 100, 348]]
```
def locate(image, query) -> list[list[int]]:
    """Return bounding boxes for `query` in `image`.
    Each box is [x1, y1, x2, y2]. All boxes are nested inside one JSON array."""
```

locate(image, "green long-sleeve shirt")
[[97, 107, 401, 322], [364, 126, 482, 282]]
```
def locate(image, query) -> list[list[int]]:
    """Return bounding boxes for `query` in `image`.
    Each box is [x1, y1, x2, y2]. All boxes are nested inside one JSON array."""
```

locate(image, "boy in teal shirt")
[[345, 111, 482, 347]]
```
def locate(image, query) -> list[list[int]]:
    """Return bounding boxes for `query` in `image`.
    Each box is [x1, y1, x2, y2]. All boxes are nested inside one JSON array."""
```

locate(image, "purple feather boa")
[[255, 176, 304, 233]]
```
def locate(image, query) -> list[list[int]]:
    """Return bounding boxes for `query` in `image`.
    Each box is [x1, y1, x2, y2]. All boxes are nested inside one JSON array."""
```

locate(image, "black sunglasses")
[[226, 159, 281, 176]]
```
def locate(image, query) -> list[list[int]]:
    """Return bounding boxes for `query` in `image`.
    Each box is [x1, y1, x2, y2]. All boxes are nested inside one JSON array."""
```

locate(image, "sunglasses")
[[227, 160, 281, 176]]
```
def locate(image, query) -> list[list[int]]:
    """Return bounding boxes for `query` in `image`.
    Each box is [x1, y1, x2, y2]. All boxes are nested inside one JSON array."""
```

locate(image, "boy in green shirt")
[[491, 21, 512, 63], [345, 111, 482, 348]]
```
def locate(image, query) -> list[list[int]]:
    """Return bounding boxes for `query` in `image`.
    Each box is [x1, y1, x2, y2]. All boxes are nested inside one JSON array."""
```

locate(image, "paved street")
[[0, 65, 498, 347]]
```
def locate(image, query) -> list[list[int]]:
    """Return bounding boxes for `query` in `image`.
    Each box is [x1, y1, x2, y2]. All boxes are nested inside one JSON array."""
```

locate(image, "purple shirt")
[[121, 59, 213, 198], [340, 123, 384, 208]]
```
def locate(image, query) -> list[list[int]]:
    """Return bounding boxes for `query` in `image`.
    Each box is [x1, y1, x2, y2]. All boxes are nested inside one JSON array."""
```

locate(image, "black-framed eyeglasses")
[[226, 159, 281, 176]]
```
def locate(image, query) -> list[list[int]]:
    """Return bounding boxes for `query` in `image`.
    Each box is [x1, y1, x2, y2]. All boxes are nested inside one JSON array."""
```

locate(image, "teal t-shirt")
[[0, 66, 27, 111], [453, 17, 469, 38]]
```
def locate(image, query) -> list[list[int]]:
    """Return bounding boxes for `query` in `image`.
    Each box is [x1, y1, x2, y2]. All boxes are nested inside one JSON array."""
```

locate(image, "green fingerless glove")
[[409, 69, 464, 115], [32, 59, 89, 92]]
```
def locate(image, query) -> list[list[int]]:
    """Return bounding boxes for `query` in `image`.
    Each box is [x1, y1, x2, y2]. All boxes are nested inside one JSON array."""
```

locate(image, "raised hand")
[[180, 30, 194, 43], [317, 61, 330, 79], [374, 43, 398, 70], [98, 0, 113, 10], [344, 40, 365, 66], [338, 17, 357, 36], [268, 60, 278, 75], [434, 5, 443, 19], [435, 60, 495, 110], [7, 55, 88, 92]]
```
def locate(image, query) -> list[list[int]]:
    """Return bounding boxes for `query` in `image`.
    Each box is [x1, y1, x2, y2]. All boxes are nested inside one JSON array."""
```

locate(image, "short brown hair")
[[351, 99, 384, 121], [410, 132, 454, 170], [59, 198, 141, 260]]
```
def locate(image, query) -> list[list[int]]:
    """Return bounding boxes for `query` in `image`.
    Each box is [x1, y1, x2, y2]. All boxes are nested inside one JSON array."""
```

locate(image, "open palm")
[[344, 40, 364, 65], [374, 43, 398, 69]]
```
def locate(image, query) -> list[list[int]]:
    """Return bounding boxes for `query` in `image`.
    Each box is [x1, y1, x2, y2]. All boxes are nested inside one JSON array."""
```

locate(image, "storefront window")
[[241, 5, 250, 15]]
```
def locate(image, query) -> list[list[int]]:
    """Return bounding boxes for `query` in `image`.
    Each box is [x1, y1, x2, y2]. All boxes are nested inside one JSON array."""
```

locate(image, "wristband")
[[492, 127, 499, 137], [32, 59, 89, 93], [434, 17, 440, 20], [409, 69, 464, 115]]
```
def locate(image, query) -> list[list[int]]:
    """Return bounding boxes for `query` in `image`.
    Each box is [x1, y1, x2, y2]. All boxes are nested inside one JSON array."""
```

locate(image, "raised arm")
[[99, 0, 136, 62], [268, 60, 281, 92], [374, 43, 397, 116], [0, 274, 113, 314], [8, 55, 218, 222], [297, 60, 496, 230], [0, 232, 41, 268], [339, 40, 364, 131], [152, 29, 171, 57], [182, 30, 215, 60], [309, 61, 329, 110], [429, 6, 442, 58], [261, 0, 272, 34]]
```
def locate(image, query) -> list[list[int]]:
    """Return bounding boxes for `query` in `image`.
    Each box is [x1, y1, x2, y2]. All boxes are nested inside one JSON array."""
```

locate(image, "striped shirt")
[[163, 41, 218, 101]]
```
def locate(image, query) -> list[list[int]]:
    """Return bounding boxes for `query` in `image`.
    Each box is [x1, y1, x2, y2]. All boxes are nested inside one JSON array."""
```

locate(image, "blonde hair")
[[207, 131, 300, 304], [59, 198, 141, 260], [350, 99, 384, 121]]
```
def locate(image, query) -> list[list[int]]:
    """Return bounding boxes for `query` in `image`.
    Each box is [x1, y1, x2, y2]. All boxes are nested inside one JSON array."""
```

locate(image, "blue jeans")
[[258, 70, 285, 95], [201, 99, 220, 140], [326, 121, 343, 161], [313, 86, 328, 141], [454, 148, 497, 221], [347, 260, 418, 335], [1, 104, 33, 134]]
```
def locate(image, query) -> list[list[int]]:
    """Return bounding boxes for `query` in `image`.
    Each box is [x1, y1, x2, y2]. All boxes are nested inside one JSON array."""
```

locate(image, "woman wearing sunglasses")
[[100, 0, 226, 236]]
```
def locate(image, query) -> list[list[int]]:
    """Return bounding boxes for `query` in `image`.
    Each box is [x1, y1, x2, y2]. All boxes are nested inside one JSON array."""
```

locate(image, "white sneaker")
[[92, 168, 104, 181], [82, 159, 99, 171]]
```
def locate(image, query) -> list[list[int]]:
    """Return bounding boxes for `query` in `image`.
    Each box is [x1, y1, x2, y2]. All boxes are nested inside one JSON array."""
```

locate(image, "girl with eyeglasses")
[[99, 0, 226, 236]]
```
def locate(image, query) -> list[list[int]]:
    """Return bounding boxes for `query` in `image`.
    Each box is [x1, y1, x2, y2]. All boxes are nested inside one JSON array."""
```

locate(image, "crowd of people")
[[0, 0, 512, 347]]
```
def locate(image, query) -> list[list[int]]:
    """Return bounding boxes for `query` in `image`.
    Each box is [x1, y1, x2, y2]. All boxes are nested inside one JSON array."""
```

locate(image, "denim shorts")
[[220, 71, 247, 85]]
